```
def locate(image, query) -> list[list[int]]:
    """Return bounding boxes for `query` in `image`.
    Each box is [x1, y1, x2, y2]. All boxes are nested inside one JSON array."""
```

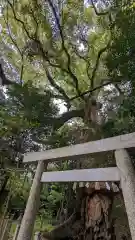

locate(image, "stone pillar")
[[115, 149, 135, 239], [17, 161, 45, 240]]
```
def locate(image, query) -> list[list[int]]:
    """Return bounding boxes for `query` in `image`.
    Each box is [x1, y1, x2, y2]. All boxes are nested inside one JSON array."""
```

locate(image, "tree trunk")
[[41, 183, 116, 240]]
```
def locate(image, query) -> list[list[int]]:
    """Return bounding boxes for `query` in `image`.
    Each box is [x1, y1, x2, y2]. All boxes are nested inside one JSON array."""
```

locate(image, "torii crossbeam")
[[24, 132, 135, 163]]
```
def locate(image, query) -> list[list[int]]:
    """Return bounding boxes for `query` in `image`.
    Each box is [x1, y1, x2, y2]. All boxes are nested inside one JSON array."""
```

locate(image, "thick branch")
[[8, 1, 64, 71], [91, 0, 109, 16], [4, 17, 22, 56], [33, 108, 84, 143], [29, 6, 39, 36], [45, 68, 71, 109], [69, 77, 124, 102], [8, 0, 83, 99], [4, 8, 24, 85], [31, 108, 84, 144], [53, 108, 84, 130], [90, 41, 110, 90], [89, 1, 113, 90], [47, 0, 83, 99], [7, 0, 32, 39]]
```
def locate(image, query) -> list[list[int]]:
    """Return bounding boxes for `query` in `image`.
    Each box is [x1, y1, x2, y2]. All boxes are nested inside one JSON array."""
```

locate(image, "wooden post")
[[115, 149, 135, 239], [17, 161, 45, 240]]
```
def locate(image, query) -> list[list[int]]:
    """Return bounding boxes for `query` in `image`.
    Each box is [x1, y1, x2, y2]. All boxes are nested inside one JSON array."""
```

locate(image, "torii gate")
[[17, 132, 135, 240]]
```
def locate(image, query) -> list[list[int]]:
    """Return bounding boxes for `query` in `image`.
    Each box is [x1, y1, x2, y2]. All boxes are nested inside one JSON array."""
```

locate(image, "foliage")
[[103, 0, 135, 137], [0, 0, 114, 106], [0, 82, 59, 168], [8, 171, 31, 212]]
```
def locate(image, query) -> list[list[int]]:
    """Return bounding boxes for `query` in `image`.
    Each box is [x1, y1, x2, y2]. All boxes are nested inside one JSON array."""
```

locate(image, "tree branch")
[[53, 108, 84, 130], [31, 108, 84, 144], [4, 7, 24, 85], [8, 1, 64, 71], [47, 0, 84, 99], [4, 16, 22, 56], [45, 68, 71, 109], [69, 77, 123, 102], [29, 6, 39, 37], [90, 41, 111, 90], [89, 1, 114, 91], [8, 0, 84, 99], [91, 0, 109, 16], [7, 0, 32, 39]]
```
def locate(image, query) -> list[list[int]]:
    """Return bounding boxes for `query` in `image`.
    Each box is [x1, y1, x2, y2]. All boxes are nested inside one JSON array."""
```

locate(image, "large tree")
[[0, 0, 133, 239]]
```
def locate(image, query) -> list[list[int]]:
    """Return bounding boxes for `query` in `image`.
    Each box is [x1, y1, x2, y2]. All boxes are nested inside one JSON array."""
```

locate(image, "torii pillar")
[[17, 161, 45, 240], [115, 149, 135, 239]]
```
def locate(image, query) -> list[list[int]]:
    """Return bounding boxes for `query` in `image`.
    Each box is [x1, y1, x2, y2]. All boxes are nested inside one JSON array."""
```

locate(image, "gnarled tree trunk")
[[41, 183, 117, 240]]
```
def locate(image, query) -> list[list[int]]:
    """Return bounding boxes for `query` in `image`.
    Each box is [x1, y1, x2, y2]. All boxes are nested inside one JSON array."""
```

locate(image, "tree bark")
[[41, 185, 116, 240]]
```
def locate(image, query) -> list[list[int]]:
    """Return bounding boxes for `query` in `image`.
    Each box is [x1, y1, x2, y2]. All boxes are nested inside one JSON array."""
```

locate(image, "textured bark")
[[41, 185, 116, 240]]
